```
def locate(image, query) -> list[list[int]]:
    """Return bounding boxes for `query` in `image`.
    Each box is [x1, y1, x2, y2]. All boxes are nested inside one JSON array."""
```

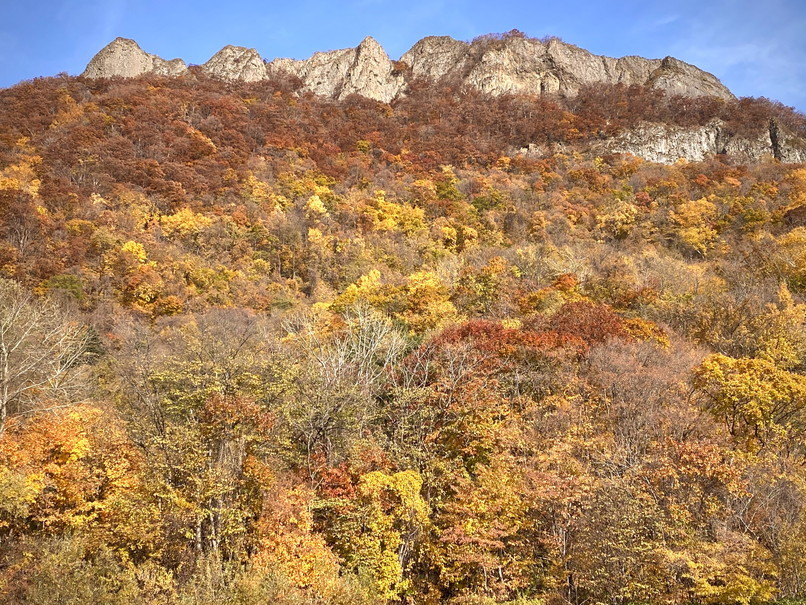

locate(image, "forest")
[[0, 69, 805, 604]]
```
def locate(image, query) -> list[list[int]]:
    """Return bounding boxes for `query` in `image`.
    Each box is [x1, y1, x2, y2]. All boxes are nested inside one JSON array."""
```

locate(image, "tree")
[[280, 305, 406, 475], [0, 279, 92, 432], [318, 470, 430, 601], [108, 309, 280, 567], [694, 354, 806, 452]]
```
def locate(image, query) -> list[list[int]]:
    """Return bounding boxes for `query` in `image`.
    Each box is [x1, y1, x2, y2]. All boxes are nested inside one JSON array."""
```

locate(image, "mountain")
[[3, 28, 806, 605], [50, 33, 806, 165], [81, 33, 733, 103], [401, 35, 732, 100]]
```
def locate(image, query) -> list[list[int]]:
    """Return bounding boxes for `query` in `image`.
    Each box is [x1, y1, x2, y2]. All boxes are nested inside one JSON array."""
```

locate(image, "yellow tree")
[[694, 354, 806, 452]]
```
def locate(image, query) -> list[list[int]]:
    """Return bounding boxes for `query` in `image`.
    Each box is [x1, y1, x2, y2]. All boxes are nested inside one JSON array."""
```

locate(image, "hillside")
[[0, 31, 805, 605]]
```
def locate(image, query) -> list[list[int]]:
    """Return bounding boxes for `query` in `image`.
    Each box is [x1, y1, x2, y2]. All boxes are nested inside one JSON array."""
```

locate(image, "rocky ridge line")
[[202, 46, 268, 82], [82, 35, 733, 103]]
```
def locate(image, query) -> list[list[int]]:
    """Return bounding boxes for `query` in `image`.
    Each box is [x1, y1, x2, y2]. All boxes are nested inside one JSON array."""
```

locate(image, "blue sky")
[[1, 0, 804, 112]]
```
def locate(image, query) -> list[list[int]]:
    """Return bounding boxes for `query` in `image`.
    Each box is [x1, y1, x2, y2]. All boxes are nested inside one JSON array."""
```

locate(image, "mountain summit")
[[81, 33, 734, 103], [81, 37, 188, 79]]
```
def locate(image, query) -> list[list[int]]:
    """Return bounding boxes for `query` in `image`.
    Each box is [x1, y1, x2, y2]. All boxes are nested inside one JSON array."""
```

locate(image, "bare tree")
[[0, 279, 92, 432], [281, 304, 407, 475]]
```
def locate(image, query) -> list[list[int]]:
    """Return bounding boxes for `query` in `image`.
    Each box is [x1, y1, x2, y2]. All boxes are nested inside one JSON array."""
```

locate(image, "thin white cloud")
[[650, 14, 680, 28]]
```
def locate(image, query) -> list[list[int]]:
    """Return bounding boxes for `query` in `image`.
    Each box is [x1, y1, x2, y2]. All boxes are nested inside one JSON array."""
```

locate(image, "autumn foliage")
[[0, 68, 804, 604]]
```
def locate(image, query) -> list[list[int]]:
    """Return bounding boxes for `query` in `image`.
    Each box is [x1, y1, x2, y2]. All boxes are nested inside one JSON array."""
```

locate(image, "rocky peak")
[[356, 36, 384, 55], [339, 36, 403, 102], [81, 37, 187, 79], [268, 36, 403, 103], [400, 36, 471, 81], [202, 45, 268, 82]]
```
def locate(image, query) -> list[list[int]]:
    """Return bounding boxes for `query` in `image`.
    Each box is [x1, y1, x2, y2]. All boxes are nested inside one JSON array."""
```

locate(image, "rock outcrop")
[[401, 36, 471, 82], [646, 56, 732, 100], [770, 121, 806, 163], [596, 120, 727, 164], [81, 38, 187, 79], [202, 46, 268, 82], [590, 119, 806, 164]]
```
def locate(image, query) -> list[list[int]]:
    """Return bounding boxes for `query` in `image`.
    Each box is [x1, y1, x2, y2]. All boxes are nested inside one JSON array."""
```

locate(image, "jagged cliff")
[[81, 34, 733, 103], [517, 119, 806, 165], [268, 37, 404, 103]]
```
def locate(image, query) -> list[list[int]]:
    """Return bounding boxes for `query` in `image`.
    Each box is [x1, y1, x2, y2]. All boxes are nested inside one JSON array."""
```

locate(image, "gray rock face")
[[720, 127, 775, 160], [464, 37, 559, 95], [597, 120, 728, 164], [590, 119, 806, 164], [771, 121, 806, 163], [81, 38, 187, 78], [268, 37, 403, 103], [202, 46, 268, 82], [267, 51, 351, 95], [341, 37, 405, 102]]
